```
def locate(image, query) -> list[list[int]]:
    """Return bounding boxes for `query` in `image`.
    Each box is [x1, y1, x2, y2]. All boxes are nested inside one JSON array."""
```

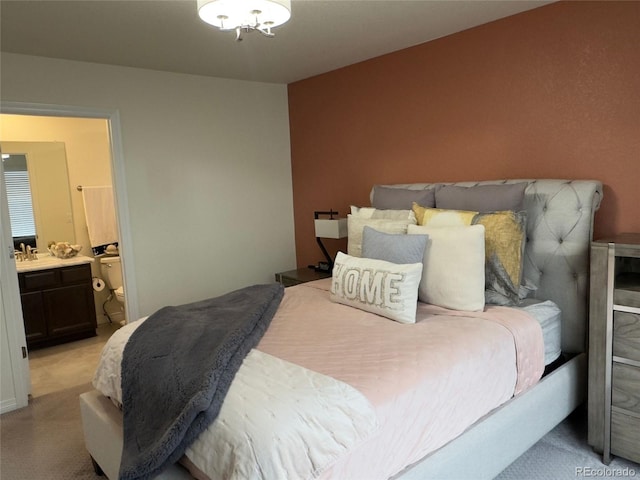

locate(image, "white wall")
[[1, 53, 296, 317]]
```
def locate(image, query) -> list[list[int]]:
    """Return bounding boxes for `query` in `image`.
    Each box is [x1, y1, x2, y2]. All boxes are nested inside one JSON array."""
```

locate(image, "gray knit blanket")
[[118, 283, 284, 480]]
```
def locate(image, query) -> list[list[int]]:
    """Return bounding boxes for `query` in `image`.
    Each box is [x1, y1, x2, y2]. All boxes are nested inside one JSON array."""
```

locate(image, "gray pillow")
[[372, 186, 435, 210], [362, 226, 427, 264], [435, 183, 527, 212]]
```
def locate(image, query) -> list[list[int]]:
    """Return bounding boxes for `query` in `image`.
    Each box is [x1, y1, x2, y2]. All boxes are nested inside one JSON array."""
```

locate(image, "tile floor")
[[27, 322, 120, 397]]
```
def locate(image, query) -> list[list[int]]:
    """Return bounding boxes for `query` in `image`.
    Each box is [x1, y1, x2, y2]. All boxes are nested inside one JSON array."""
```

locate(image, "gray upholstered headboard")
[[374, 179, 603, 354]]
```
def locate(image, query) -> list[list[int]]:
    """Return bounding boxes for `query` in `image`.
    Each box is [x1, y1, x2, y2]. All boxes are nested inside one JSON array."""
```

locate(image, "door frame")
[[0, 156, 30, 412], [0, 101, 138, 411]]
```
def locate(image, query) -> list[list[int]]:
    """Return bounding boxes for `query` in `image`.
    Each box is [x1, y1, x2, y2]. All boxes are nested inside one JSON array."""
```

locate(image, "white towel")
[[82, 186, 118, 248]]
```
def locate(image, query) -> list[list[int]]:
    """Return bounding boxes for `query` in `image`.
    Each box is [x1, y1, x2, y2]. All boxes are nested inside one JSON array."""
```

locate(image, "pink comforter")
[[257, 279, 544, 479]]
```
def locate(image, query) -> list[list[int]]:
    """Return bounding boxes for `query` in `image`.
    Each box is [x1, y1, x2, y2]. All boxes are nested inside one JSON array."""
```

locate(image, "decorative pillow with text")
[[330, 252, 422, 324]]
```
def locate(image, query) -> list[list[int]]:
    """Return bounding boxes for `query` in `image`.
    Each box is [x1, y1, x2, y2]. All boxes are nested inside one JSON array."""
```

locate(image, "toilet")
[[100, 255, 126, 323]]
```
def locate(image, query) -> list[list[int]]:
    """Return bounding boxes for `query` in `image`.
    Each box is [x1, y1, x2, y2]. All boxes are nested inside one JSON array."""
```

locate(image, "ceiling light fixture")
[[197, 0, 291, 41]]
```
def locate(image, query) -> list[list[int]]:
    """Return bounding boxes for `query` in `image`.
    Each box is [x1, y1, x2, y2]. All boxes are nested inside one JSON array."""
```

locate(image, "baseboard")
[[0, 397, 19, 414]]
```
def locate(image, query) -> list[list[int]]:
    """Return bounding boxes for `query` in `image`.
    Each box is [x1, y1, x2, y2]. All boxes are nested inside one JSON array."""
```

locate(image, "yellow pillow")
[[473, 210, 526, 304], [412, 203, 526, 305], [412, 204, 478, 226]]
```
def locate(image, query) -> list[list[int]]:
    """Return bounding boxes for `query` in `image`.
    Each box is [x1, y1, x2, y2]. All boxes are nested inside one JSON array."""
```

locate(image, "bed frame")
[[80, 179, 603, 480]]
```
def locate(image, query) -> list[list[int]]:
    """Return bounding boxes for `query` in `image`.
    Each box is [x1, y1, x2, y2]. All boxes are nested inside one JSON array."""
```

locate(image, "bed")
[[80, 178, 603, 480]]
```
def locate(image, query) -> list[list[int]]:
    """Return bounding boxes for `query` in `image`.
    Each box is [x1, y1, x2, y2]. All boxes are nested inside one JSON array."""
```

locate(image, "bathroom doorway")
[[0, 103, 136, 407], [1, 114, 120, 325]]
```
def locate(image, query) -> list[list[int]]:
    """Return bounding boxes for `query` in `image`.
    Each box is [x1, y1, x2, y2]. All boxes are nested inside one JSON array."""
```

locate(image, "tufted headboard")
[[374, 179, 603, 354]]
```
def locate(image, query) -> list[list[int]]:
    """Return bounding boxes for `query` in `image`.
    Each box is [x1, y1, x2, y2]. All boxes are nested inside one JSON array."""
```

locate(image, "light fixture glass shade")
[[197, 0, 291, 31], [314, 218, 348, 239]]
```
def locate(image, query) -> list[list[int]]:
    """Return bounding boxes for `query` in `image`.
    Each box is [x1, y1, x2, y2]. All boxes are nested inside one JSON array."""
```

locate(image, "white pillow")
[[330, 252, 423, 324], [347, 213, 416, 257], [350, 206, 415, 221], [350, 206, 377, 218], [407, 224, 486, 312]]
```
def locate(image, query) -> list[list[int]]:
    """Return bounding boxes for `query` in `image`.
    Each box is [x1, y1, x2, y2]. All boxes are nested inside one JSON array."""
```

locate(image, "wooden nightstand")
[[588, 233, 640, 464], [275, 268, 331, 287]]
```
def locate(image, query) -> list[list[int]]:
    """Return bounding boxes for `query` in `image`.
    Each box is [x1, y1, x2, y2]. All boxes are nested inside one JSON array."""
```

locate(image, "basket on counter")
[[48, 241, 82, 259]]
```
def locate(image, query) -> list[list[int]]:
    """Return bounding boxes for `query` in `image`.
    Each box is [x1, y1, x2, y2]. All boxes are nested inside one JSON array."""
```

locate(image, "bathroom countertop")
[[15, 254, 95, 273]]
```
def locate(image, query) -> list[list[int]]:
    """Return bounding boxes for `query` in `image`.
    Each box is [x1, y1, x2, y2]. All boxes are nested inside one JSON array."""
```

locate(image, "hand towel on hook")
[[82, 186, 118, 248]]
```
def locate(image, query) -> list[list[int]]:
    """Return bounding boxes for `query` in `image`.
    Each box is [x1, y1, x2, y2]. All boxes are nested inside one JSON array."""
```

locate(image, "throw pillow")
[[435, 183, 527, 212], [330, 252, 423, 324], [412, 205, 526, 306], [412, 204, 478, 226], [350, 206, 415, 221], [347, 212, 416, 257], [407, 224, 486, 312], [372, 185, 436, 210], [473, 210, 527, 305], [362, 226, 428, 265]]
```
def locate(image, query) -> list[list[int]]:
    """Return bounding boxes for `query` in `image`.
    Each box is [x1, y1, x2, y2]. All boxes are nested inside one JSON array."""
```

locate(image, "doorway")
[[0, 102, 137, 411]]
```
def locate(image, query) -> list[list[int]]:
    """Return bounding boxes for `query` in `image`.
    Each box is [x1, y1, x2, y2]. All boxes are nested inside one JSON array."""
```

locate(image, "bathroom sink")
[[34, 253, 60, 262], [15, 253, 94, 272]]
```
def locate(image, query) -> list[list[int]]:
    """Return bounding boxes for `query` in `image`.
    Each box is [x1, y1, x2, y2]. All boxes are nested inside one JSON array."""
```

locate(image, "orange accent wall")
[[288, 1, 640, 269]]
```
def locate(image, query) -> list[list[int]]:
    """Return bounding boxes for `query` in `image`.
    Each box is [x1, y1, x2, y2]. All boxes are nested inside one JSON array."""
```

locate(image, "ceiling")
[[1, 0, 552, 84]]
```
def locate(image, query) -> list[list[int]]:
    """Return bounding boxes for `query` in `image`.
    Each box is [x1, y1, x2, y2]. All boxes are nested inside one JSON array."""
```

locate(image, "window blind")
[[4, 170, 36, 238]]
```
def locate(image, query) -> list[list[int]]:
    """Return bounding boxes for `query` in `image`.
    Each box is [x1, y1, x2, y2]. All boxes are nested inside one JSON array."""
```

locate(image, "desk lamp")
[[311, 210, 347, 272]]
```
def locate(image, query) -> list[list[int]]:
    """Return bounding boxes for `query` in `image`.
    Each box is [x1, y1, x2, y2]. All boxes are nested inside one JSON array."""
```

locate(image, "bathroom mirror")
[[1, 141, 75, 253]]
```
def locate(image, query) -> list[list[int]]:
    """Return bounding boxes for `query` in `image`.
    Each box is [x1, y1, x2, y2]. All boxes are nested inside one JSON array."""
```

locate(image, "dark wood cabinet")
[[21, 290, 48, 343], [19, 263, 97, 350]]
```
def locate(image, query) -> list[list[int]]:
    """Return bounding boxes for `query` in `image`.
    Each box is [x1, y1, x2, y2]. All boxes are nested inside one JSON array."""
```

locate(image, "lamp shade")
[[314, 218, 348, 239], [197, 0, 291, 30]]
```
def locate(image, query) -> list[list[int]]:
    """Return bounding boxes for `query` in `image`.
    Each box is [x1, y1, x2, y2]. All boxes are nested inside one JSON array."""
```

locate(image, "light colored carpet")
[[0, 382, 97, 480], [0, 323, 118, 480], [28, 323, 120, 397], [496, 406, 639, 480]]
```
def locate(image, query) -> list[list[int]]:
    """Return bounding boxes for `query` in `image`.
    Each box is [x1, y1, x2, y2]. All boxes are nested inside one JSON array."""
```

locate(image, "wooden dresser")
[[588, 233, 640, 464]]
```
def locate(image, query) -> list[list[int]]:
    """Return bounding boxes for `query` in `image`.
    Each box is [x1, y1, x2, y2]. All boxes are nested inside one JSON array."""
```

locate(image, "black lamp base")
[[310, 236, 334, 272], [309, 261, 332, 273]]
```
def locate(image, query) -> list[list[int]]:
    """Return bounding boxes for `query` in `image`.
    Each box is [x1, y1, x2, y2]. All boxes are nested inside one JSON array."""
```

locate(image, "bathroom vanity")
[[17, 256, 97, 350]]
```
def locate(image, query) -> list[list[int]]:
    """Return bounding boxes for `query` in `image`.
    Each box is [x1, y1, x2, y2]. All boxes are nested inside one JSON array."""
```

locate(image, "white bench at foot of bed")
[[79, 391, 192, 480]]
